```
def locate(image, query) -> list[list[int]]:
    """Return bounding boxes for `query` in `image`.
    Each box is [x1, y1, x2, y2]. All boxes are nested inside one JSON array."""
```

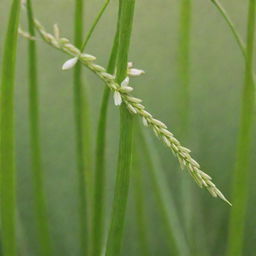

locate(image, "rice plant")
[[1, 0, 255, 255]]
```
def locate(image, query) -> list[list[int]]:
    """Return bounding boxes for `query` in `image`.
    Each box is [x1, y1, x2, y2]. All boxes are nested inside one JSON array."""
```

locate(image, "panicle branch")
[[19, 19, 231, 206]]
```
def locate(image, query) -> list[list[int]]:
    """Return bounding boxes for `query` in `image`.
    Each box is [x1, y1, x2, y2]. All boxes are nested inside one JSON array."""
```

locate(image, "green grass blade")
[[0, 0, 21, 256], [92, 9, 121, 256], [226, 1, 256, 255], [81, 0, 110, 51], [211, 0, 256, 99], [73, 0, 91, 254], [178, 0, 191, 137], [106, 105, 134, 256], [178, 3, 209, 255], [211, 0, 246, 57], [178, 0, 193, 239], [138, 128, 190, 256], [105, 0, 136, 255], [26, 1, 53, 255]]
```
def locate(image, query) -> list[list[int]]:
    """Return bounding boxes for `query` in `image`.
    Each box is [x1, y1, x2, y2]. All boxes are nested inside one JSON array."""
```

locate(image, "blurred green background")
[[0, 0, 255, 255]]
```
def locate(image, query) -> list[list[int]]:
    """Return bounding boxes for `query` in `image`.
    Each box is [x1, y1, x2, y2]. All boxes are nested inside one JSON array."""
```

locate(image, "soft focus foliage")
[[0, 0, 255, 255]]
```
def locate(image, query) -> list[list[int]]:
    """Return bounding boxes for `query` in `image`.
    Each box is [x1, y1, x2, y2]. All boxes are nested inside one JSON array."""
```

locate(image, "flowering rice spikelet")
[[20, 19, 231, 206]]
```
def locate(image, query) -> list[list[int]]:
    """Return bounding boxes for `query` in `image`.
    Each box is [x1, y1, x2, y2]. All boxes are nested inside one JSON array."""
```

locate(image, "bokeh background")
[[0, 0, 256, 255]]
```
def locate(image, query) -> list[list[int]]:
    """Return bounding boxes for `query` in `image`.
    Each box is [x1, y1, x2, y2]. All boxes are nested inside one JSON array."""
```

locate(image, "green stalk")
[[178, 0, 193, 242], [226, 1, 256, 255], [105, 0, 135, 255], [92, 9, 121, 256], [138, 128, 190, 256], [132, 147, 150, 256], [73, 0, 90, 254], [26, 1, 53, 255], [0, 0, 21, 256], [211, 0, 246, 57], [210, 0, 256, 96], [178, 3, 208, 255], [81, 0, 110, 52]]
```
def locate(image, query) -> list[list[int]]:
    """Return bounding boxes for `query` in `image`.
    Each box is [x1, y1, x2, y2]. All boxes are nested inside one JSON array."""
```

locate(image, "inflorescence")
[[19, 19, 231, 205]]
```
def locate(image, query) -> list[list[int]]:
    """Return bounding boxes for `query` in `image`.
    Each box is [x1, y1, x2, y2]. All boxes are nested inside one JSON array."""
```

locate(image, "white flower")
[[129, 68, 145, 77], [121, 77, 130, 87], [62, 57, 78, 70], [113, 91, 122, 106]]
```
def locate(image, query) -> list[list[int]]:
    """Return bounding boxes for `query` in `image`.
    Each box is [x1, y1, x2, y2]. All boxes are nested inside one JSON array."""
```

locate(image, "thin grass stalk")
[[132, 146, 151, 256], [0, 0, 21, 255], [178, 0, 191, 137], [73, 0, 91, 254], [210, 0, 256, 95], [211, 0, 246, 57], [81, 0, 110, 51], [178, 0, 194, 243], [226, 1, 256, 255], [105, 0, 136, 255], [92, 8, 121, 256], [73, 4, 112, 253], [178, 3, 209, 255], [26, 1, 53, 255], [138, 127, 190, 256]]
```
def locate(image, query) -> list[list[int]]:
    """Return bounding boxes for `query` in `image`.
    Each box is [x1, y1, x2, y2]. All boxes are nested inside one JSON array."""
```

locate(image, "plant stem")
[[211, 0, 246, 57], [210, 0, 256, 97], [226, 1, 256, 255], [73, 0, 90, 254], [105, 0, 136, 255], [0, 0, 21, 256], [138, 128, 190, 256], [81, 0, 110, 52], [92, 10, 121, 256], [178, 0, 191, 137], [26, 1, 53, 255], [178, 0, 193, 238]]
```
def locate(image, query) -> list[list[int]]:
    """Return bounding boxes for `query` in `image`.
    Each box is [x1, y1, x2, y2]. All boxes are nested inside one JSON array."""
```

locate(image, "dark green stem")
[[73, 0, 90, 254], [0, 0, 21, 255], [92, 18, 120, 256], [105, 0, 136, 255], [226, 1, 256, 255], [26, 1, 53, 255]]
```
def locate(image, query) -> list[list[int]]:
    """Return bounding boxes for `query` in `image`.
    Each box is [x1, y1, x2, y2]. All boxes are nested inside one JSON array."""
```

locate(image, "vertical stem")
[[26, 1, 53, 255], [105, 105, 134, 256], [92, 14, 121, 256], [73, 0, 91, 254], [105, 0, 136, 255], [226, 1, 256, 255], [0, 0, 21, 256], [178, 0, 194, 249], [178, 0, 191, 137]]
